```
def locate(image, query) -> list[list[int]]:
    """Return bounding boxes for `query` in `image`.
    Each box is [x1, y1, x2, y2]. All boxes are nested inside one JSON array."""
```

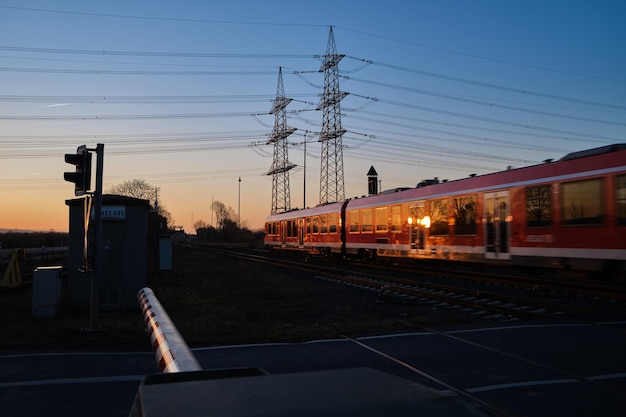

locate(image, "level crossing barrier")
[[137, 287, 202, 373]]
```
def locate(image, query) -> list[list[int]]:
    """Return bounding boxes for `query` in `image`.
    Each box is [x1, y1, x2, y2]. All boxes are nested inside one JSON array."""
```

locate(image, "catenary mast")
[[267, 67, 296, 215]]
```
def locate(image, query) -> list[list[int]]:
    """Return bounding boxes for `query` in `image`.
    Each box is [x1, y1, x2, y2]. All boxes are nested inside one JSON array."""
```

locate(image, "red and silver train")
[[265, 144, 626, 278]]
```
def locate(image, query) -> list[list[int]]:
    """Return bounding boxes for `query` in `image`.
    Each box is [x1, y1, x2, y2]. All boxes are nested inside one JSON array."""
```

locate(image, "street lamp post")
[[238, 177, 241, 244]]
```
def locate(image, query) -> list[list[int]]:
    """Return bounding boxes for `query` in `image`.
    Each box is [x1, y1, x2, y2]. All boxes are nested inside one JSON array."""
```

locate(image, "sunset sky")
[[1, 1, 625, 232]]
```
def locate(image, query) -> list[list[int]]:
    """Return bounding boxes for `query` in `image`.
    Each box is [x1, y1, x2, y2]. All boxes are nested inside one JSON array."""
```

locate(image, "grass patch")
[[0, 245, 470, 353]]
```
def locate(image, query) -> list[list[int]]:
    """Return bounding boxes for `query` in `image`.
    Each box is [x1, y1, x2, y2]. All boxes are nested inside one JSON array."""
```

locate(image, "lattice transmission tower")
[[267, 67, 296, 215], [317, 26, 348, 204]]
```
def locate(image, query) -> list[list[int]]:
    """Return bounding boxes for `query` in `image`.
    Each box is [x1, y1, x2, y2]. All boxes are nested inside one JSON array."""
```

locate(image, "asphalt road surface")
[[2, 321, 625, 416]]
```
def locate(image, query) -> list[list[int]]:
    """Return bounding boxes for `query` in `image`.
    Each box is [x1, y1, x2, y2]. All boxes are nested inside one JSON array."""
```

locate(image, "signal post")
[[64, 143, 104, 330]]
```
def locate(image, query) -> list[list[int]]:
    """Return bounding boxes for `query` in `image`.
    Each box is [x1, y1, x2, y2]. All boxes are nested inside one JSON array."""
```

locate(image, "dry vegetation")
[[0, 245, 470, 353]]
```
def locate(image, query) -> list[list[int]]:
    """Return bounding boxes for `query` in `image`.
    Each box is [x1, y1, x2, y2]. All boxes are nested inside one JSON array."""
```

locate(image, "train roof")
[[264, 144, 626, 221], [347, 143, 626, 209], [559, 143, 626, 161], [265, 200, 345, 221]]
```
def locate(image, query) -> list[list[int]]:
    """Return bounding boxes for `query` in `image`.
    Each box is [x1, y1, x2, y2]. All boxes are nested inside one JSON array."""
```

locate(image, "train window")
[[348, 210, 359, 233], [526, 185, 552, 227], [409, 201, 426, 223], [617, 175, 626, 226], [289, 220, 298, 237], [306, 217, 312, 234], [362, 209, 373, 232], [454, 195, 477, 234], [430, 198, 449, 235], [391, 205, 402, 232], [328, 212, 338, 233], [312, 216, 319, 233], [320, 215, 328, 234], [561, 178, 603, 226], [376, 207, 388, 232]]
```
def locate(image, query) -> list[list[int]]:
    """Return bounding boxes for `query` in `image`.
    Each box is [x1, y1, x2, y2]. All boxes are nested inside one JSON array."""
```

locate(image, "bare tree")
[[106, 178, 173, 226], [193, 219, 208, 233], [211, 200, 237, 231], [106, 179, 156, 200], [526, 185, 551, 225]]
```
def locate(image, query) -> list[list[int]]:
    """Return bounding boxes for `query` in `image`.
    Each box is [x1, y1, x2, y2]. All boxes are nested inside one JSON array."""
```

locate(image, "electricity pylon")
[[267, 67, 296, 215], [317, 26, 348, 204]]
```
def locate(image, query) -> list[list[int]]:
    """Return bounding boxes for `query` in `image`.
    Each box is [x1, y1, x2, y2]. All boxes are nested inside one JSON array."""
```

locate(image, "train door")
[[484, 191, 510, 259], [281, 220, 286, 245], [408, 201, 426, 250], [298, 218, 304, 246]]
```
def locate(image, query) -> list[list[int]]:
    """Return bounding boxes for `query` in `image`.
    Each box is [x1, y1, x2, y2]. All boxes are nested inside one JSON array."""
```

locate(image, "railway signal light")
[[64, 145, 92, 196]]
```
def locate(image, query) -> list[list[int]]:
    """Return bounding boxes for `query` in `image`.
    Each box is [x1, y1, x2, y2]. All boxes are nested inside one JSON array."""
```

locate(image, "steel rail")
[[190, 246, 625, 318], [273, 247, 626, 301], [385, 262, 626, 302], [204, 248, 568, 319]]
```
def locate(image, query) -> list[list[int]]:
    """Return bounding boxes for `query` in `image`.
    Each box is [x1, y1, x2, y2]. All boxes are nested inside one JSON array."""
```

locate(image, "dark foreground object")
[[130, 367, 486, 417]]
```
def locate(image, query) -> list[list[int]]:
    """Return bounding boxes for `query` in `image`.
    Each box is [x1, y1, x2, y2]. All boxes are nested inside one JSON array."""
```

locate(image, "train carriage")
[[265, 201, 345, 255], [265, 144, 626, 278]]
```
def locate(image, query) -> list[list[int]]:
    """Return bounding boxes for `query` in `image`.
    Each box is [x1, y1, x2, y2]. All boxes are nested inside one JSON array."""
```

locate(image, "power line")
[[0, 94, 315, 104], [3, 5, 621, 84], [0, 111, 270, 121], [0, 45, 317, 59], [343, 75, 626, 113], [345, 57, 626, 110], [1, 28, 622, 193], [3, 47, 621, 114], [0, 142, 261, 159], [0, 66, 280, 76], [0, 5, 327, 28], [348, 93, 626, 139], [350, 110, 621, 143], [335, 27, 626, 84], [342, 122, 569, 154]]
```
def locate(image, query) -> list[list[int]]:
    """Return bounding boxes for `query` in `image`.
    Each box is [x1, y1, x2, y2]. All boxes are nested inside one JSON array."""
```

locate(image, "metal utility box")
[[158, 235, 172, 270], [66, 195, 149, 311], [32, 266, 63, 318]]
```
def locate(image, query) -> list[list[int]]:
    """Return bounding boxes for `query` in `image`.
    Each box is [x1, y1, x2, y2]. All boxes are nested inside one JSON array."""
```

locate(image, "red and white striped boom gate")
[[137, 287, 202, 373]]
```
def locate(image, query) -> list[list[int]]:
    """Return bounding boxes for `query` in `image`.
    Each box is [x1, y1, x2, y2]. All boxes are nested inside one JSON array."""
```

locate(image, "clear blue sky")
[[1, 1, 625, 232]]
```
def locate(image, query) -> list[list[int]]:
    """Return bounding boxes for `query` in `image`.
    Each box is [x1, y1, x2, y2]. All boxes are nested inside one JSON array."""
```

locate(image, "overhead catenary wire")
[[1, 5, 621, 83], [344, 56, 626, 109], [0, 5, 328, 29], [1, 12, 624, 199], [0, 45, 319, 59], [343, 75, 626, 122], [0, 93, 316, 104]]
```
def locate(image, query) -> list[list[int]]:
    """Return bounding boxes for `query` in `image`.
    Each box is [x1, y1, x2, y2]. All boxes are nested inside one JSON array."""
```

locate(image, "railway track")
[[372, 260, 626, 302], [191, 245, 626, 321]]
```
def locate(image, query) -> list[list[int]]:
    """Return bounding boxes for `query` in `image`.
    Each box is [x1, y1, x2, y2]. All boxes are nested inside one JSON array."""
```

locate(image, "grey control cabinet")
[[66, 195, 149, 311], [32, 266, 63, 318]]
